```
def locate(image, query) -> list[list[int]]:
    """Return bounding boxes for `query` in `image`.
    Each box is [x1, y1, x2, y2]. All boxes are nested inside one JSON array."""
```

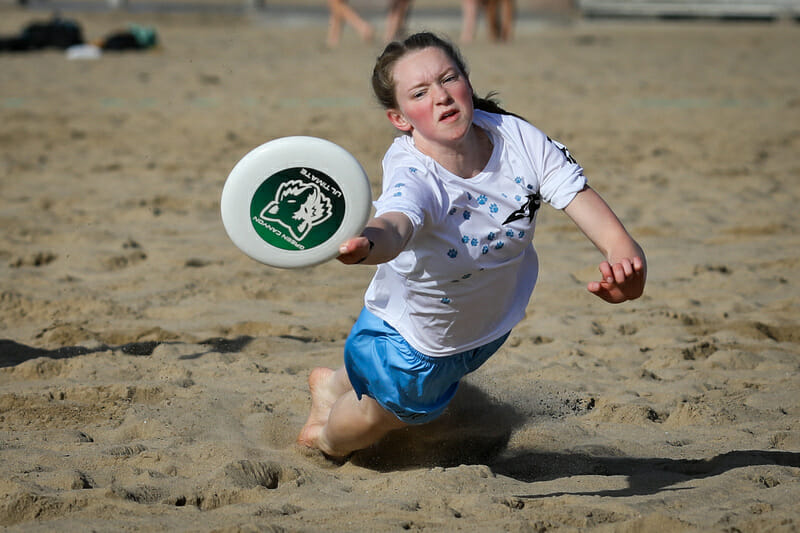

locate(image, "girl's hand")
[[587, 256, 645, 303], [337, 236, 374, 265], [335, 212, 413, 266]]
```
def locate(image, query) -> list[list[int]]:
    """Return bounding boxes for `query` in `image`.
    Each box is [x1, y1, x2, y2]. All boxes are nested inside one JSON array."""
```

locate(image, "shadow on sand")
[[0, 336, 255, 367], [351, 380, 799, 498], [351, 381, 529, 470], [493, 448, 800, 498]]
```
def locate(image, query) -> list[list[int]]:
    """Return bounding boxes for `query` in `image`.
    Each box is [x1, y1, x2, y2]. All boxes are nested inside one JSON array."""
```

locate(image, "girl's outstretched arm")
[[337, 211, 413, 266], [563, 186, 647, 303]]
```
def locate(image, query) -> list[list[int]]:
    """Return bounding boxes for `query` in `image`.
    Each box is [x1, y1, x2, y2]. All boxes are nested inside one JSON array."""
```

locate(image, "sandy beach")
[[1, 3, 799, 531]]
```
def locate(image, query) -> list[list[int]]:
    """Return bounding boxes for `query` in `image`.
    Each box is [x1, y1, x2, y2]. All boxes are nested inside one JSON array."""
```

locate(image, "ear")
[[386, 108, 413, 133]]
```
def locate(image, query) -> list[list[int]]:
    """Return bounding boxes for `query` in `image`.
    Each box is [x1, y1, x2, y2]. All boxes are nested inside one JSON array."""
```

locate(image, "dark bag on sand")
[[101, 32, 141, 51], [101, 24, 158, 51], [0, 16, 84, 51]]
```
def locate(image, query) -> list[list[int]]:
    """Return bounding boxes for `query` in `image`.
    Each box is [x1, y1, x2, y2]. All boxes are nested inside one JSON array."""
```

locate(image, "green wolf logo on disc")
[[250, 167, 345, 251]]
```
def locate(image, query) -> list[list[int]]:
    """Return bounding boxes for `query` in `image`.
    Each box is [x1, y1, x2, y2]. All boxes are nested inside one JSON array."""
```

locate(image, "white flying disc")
[[221, 136, 372, 269]]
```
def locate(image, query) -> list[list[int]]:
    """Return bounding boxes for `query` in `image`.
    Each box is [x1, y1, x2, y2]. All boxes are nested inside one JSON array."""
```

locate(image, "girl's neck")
[[415, 125, 493, 179]]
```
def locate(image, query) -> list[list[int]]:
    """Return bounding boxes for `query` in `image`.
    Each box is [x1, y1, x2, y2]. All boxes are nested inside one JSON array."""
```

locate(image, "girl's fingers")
[[610, 262, 623, 284], [598, 261, 614, 284], [621, 257, 633, 278]]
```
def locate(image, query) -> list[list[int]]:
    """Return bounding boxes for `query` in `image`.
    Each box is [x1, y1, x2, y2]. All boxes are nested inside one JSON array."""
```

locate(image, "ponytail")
[[472, 91, 525, 121]]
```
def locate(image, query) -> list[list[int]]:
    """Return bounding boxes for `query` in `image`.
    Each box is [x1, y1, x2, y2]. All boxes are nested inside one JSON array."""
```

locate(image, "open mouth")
[[440, 110, 459, 121]]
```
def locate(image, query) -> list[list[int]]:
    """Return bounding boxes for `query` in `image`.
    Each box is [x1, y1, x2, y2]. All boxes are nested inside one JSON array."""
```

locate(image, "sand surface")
[[1, 5, 799, 531]]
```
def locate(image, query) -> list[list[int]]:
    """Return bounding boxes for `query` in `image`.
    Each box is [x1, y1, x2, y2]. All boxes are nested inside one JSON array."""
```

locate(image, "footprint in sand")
[[223, 459, 300, 490], [8, 251, 57, 268]]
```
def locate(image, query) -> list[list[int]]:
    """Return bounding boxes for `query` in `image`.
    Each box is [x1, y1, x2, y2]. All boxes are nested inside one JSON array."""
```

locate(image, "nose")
[[432, 83, 452, 104]]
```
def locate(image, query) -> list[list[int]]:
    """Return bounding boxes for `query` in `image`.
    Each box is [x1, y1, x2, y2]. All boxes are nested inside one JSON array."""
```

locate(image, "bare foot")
[[292, 442, 348, 467], [297, 367, 338, 450]]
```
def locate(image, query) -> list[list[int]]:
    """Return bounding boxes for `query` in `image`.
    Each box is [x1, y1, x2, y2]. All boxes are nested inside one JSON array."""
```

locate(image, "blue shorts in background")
[[344, 308, 509, 424]]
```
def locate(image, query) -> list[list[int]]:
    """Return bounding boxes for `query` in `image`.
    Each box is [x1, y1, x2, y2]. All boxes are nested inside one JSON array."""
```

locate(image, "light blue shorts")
[[344, 308, 509, 424]]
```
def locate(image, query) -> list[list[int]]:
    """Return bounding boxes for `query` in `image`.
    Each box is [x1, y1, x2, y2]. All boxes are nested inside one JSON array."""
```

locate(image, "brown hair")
[[371, 31, 519, 118]]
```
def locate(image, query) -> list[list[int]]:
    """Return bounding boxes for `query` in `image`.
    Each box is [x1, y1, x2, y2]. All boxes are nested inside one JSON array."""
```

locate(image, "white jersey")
[[365, 110, 587, 356]]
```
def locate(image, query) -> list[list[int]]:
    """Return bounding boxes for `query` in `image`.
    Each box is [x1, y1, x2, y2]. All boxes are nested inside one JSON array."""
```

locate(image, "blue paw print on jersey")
[[506, 229, 515, 238], [448, 207, 457, 216], [409, 167, 418, 173], [466, 192, 473, 200], [441, 297, 451, 304], [477, 194, 487, 205], [489, 204, 499, 214], [515, 195, 522, 201], [447, 249, 458, 258], [393, 191, 402, 197], [463, 210, 471, 220], [461, 235, 470, 244], [518, 230, 525, 238], [471, 238, 479, 246], [488, 232, 496, 241], [495, 241, 505, 250], [515, 177, 523, 184], [527, 184, 534, 190], [481, 245, 489, 255]]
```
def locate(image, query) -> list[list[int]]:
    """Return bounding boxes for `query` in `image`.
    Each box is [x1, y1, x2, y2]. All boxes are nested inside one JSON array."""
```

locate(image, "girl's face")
[[387, 46, 474, 151]]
